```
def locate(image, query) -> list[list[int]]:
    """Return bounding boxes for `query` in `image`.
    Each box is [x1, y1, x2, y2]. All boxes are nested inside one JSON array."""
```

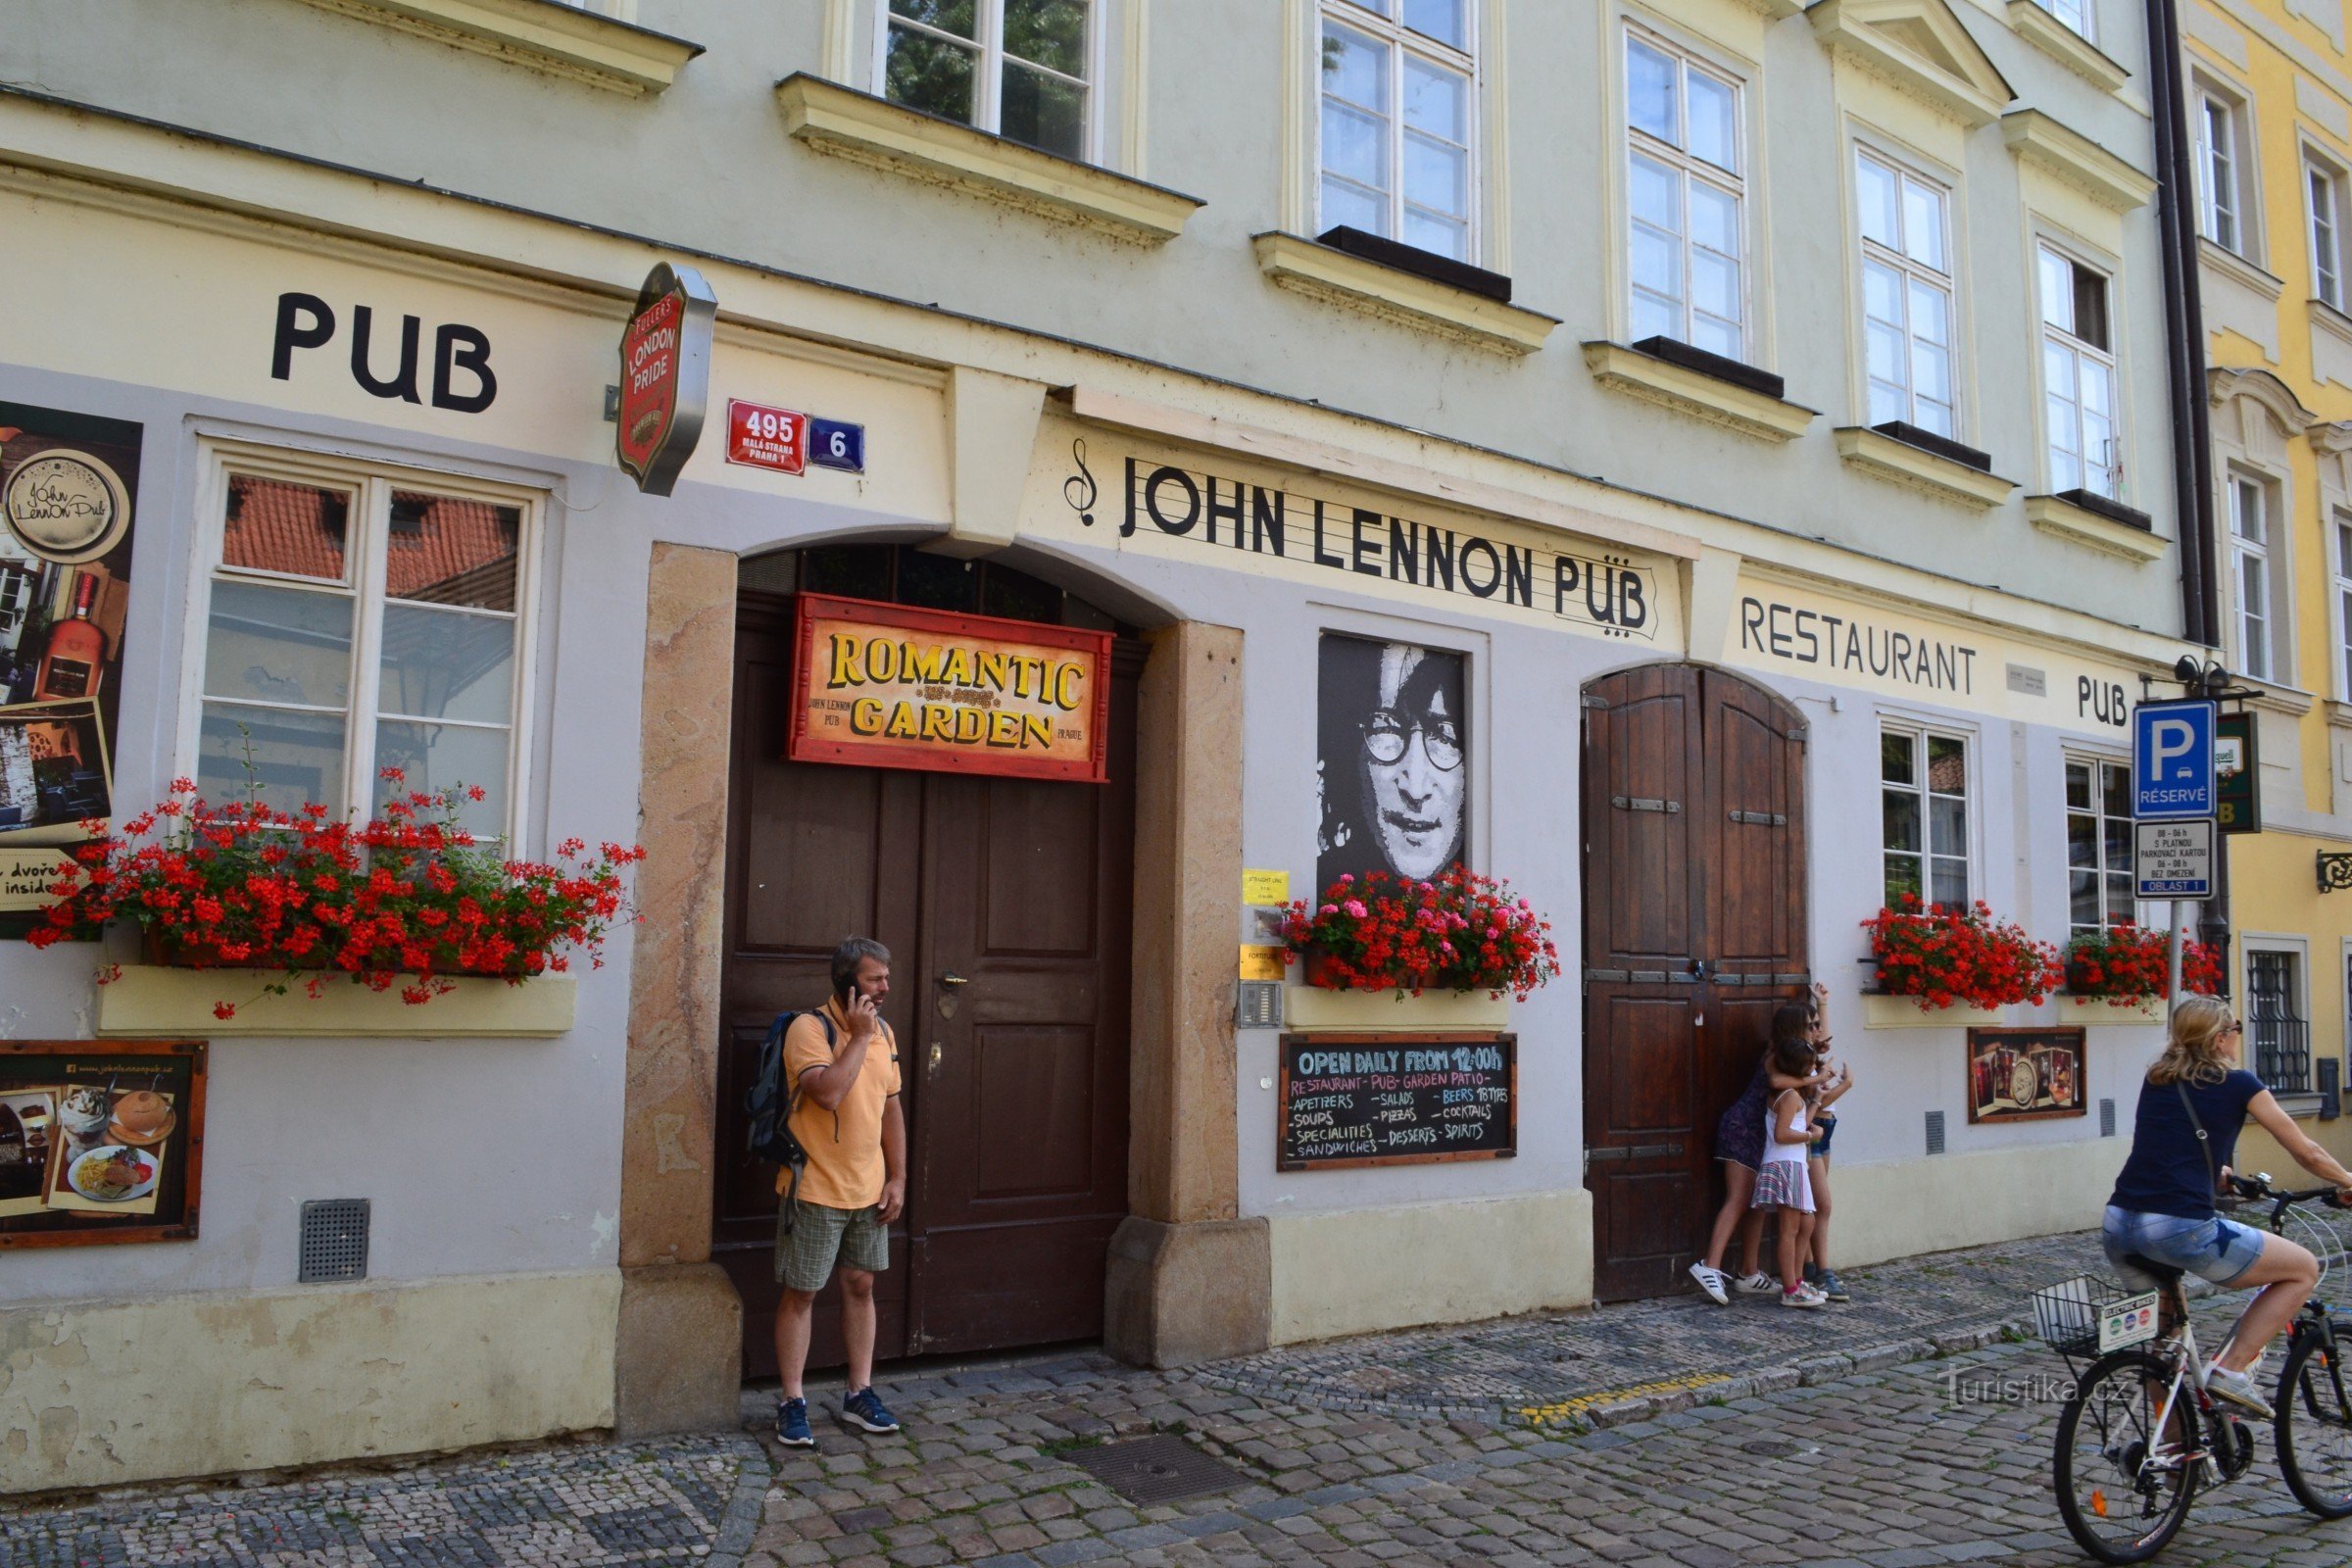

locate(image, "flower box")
[[95, 965, 576, 1038], [1863, 994, 2005, 1030], [2061, 995, 2165, 1027], [1285, 981, 1511, 1033], [1280, 869, 1560, 1002]]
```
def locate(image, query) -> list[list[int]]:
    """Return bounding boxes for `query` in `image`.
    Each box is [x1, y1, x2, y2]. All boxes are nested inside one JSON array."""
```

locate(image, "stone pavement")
[[10, 1225, 2352, 1567]]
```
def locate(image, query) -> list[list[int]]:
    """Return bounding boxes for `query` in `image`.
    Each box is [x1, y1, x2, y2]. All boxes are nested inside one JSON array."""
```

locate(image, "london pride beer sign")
[[615, 262, 715, 496]]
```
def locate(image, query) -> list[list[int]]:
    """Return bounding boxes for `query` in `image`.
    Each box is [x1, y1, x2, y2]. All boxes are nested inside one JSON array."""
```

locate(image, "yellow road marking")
[[1519, 1371, 1733, 1426]]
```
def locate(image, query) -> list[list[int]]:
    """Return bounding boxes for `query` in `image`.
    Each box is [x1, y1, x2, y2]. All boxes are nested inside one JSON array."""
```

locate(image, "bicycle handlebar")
[[2229, 1171, 2349, 1206]]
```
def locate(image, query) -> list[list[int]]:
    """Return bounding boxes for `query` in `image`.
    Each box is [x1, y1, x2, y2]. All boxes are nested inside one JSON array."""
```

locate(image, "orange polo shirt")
[[777, 998, 902, 1209]]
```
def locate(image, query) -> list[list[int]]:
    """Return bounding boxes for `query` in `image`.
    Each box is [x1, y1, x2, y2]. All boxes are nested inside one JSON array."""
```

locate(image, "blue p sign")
[[2132, 701, 2217, 820]]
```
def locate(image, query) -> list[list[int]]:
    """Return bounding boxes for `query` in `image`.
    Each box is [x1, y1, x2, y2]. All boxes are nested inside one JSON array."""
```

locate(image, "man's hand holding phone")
[[844, 988, 880, 1045]]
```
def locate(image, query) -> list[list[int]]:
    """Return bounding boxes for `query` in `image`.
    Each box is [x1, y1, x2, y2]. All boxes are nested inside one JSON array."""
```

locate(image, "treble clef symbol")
[[1064, 438, 1097, 526]]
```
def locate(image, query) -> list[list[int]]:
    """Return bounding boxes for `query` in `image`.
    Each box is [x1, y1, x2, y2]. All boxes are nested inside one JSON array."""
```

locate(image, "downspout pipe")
[[2148, 0, 2217, 646]]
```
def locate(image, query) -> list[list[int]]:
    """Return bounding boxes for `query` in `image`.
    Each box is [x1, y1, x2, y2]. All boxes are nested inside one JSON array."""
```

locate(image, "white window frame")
[[2034, 0, 2096, 41], [1315, 0, 1482, 264], [1879, 717, 1975, 910], [1622, 24, 1748, 361], [1856, 145, 1961, 439], [2310, 150, 2349, 312], [2197, 84, 2252, 257], [2062, 752, 2139, 936], [2229, 466, 2283, 685], [872, 0, 1102, 164], [2036, 242, 2121, 498], [2333, 509, 2352, 700], [178, 440, 541, 848], [2243, 934, 2314, 1093]]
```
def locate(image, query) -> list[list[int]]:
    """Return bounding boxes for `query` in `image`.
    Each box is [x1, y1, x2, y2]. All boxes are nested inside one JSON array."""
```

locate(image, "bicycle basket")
[[2277, 1199, 2352, 1291], [2033, 1274, 2158, 1359]]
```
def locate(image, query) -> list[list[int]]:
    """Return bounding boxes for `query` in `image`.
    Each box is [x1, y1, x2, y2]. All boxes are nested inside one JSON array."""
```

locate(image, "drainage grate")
[[299, 1199, 370, 1283], [1064, 1434, 1248, 1505], [1925, 1109, 1945, 1155], [2100, 1098, 2117, 1138]]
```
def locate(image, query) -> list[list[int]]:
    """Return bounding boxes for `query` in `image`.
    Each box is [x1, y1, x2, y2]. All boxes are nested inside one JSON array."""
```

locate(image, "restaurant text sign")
[[788, 595, 1112, 783]]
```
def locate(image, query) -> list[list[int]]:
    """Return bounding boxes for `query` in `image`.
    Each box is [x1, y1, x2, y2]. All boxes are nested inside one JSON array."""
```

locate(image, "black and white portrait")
[[1316, 634, 1469, 893]]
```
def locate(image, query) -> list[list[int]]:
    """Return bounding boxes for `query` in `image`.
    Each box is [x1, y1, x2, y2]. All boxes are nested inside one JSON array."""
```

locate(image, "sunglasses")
[[2220, 1021, 2243, 1036]]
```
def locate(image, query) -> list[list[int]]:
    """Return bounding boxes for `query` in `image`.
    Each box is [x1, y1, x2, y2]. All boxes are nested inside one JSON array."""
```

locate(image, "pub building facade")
[[0, 0, 2225, 1492]]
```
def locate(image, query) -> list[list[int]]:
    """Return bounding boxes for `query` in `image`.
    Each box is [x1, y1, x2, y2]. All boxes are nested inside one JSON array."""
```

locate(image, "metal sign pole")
[[2166, 901, 2184, 1030]]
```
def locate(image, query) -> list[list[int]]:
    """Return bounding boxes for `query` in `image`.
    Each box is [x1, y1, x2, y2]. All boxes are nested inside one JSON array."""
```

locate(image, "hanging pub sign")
[[0, 1039, 207, 1249], [1966, 1026, 2087, 1124], [789, 594, 1112, 783], [614, 261, 715, 497], [2216, 710, 2259, 834]]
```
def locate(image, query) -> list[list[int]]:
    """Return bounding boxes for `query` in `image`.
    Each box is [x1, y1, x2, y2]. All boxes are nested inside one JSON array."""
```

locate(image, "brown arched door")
[[1581, 664, 1809, 1300]]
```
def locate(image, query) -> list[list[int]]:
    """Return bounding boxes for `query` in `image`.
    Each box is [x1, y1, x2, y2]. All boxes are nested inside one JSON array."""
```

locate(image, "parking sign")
[[2132, 700, 2217, 820]]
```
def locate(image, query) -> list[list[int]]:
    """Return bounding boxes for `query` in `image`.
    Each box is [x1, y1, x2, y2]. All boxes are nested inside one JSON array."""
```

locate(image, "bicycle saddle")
[[2122, 1252, 2185, 1284]]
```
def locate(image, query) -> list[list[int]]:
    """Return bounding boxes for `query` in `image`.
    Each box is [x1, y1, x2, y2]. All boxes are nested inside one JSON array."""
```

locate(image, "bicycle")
[[2035, 1174, 2352, 1563]]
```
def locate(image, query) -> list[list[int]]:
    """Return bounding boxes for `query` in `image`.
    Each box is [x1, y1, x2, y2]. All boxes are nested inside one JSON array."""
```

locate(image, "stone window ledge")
[[2001, 109, 2157, 212], [292, 0, 702, 94], [1863, 994, 2004, 1029], [2025, 493, 2168, 562], [1834, 426, 2018, 508], [2201, 236, 2285, 301], [1251, 232, 1560, 355], [94, 966, 577, 1038], [1582, 341, 1817, 440], [2006, 1, 2132, 94], [2277, 1090, 2326, 1120], [775, 74, 1202, 245]]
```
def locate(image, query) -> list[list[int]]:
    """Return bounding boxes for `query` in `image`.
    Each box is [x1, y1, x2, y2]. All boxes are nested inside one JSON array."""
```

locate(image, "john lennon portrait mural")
[[1315, 633, 1469, 892]]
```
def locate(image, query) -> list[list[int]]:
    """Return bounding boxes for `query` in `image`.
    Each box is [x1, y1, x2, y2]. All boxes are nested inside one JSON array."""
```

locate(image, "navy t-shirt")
[[2108, 1069, 2268, 1219]]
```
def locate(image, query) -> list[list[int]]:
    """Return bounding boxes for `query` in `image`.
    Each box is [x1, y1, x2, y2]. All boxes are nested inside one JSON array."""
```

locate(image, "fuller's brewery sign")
[[615, 262, 715, 496]]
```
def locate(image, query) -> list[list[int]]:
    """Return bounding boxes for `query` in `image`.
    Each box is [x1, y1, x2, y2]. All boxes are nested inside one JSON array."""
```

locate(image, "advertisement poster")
[[0, 402, 142, 934], [1315, 633, 1469, 898], [1967, 1026, 2088, 1123], [789, 593, 1111, 783], [0, 1040, 205, 1248]]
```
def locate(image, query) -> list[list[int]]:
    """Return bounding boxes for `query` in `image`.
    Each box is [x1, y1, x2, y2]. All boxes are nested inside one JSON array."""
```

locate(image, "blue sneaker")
[[775, 1396, 815, 1448], [840, 1386, 901, 1435]]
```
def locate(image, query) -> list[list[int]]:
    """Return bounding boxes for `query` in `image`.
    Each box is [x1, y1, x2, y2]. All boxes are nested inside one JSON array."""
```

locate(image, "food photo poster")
[[0, 1041, 204, 1246]]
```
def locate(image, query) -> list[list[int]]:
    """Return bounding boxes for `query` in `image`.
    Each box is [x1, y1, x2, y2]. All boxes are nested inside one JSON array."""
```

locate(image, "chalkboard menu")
[[1277, 1032, 1516, 1171]]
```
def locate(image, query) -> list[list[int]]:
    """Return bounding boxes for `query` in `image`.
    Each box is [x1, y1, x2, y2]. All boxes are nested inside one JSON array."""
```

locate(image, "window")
[[2230, 471, 2277, 682], [191, 453, 535, 842], [1857, 149, 1957, 438], [2198, 91, 2245, 254], [2065, 759, 2134, 935], [2312, 160, 2347, 310], [1882, 726, 1968, 907], [1319, 0, 1476, 262], [880, 0, 1093, 162], [2038, 247, 2118, 497], [1625, 30, 1744, 359], [2248, 948, 2311, 1091], [2335, 513, 2352, 696], [2034, 0, 2094, 39]]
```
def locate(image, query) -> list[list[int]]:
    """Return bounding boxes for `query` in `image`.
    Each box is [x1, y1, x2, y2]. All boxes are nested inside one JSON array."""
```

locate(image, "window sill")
[[2276, 1090, 2326, 1120], [2238, 676, 2317, 717], [292, 0, 701, 94], [2001, 109, 2157, 212], [773, 74, 1203, 245], [2005, 1, 2132, 93], [1834, 425, 2018, 509], [2025, 492, 2168, 562], [94, 966, 578, 1038], [2313, 296, 2352, 350], [1285, 984, 1510, 1033], [2199, 236, 2285, 301], [1582, 341, 1818, 441], [2058, 995, 2165, 1026], [1250, 231, 1560, 355], [1863, 994, 2005, 1030]]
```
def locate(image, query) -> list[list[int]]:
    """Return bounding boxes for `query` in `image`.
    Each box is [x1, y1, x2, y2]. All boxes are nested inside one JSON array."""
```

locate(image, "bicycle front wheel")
[[2278, 1324, 2352, 1519], [2055, 1350, 2202, 1564]]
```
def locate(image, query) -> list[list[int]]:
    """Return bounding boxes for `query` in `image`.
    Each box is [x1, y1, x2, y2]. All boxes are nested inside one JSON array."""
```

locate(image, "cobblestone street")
[[10, 1231, 2352, 1567]]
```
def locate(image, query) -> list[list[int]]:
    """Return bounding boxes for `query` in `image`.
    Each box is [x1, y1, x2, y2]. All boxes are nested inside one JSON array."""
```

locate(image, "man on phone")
[[772, 936, 907, 1449]]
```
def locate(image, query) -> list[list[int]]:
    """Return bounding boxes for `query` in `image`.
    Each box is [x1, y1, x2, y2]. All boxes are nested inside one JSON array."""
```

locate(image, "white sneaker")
[[1688, 1262, 1731, 1305], [1734, 1271, 1780, 1296], [1782, 1284, 1829, 1309], [2206, 1363, 2275, 1419]]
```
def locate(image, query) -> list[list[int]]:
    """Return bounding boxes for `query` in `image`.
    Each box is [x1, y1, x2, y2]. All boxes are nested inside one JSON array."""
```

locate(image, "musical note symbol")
[[1064, 438, 1097, 526]]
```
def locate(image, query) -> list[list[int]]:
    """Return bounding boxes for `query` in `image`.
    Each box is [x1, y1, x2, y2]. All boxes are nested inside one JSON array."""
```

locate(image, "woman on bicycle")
[[2103, 994, 2352, 1416]]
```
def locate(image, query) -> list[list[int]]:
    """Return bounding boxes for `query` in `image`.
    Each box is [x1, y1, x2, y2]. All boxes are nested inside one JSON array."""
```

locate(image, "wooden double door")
[[1582, 664, 1810, 1301], [714, 592, 1138, 1375]]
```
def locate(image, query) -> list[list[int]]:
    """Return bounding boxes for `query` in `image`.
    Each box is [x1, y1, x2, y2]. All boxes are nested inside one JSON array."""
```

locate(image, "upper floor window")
[[190, 451, 535, 843], [2312, 159, 2348, 310], [2198, 90, 2247, 254], [2064, 758, 2133, 936], [882, 0, 1093, 162], [2230, 469, 2278, 683], [1858, 149, 1957, 438], [1882, 724, 1969, 908], [1319, 0, 1476, 262], [2335, 512, 2352, 697], [2038, 246, 2117, 497], [2034, 0, 2095, 39], [1625, 30, 1745, 360]]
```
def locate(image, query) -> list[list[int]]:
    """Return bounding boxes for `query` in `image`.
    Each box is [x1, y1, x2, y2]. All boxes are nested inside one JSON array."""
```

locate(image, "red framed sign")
[[789, 594, 1112, 783], [615, 262, 715, 497]]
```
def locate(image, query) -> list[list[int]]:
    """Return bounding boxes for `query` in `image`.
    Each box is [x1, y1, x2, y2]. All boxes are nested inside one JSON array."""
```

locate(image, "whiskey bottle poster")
[[0, 402, 141, 936]]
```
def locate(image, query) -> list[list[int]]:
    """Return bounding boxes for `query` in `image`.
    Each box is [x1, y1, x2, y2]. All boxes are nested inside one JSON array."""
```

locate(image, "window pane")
[[1403, 0, 1465, 48], [2048, 442, 2081, 495], [1690, 315, 1740, 358], [1403, 132, 1467, 219], [1322, 103, 1389, 190], [885, 22, 977, 122], [1628, 40, 1677, 145], [1912, 398, 1955, 437], [203, 580, 355, 710], [378, 605, 515, 726], [1630, 154, 1681, 233], [1863, 260, 1902, 326], [1003, 0, 1087, 76], [1003, 60, 1086, 158], [373, 720, 508, 839], [2071, 868, 2099, 927], [1691, 249, 1739, 320], [1402, 56, 1466, 141], [2233, 480, 2265, 542], [1882, 728, 1916, 786], [1927, 734, 1966, 793], [2103, 762, 2132, 819], [1930, 793, 1966, 858], [1902, 178, 1945, 270], [386, 493, 519, 610], [1885, 852, 1921, 905], [890, 0, 976, 39], [2065, 760, 2090, 810], [223, 475, 351, 583], [2104, 815, 2132, 869], [2081, 360, 2112, 417], [2107, 874, 2134, 927], [1323, 24, 1389, 109], [198, 702, 345, 816], [2068, 810, 2096, 867], [1866, 321, 1906, 387], [1632, 223, 1682, 305], [1869, 381, 1909, 426], [1857, 155, 1898, 248], [1908, 280, 1950, 345], [1321, 175, 1388, 235], [1913, 341, 1951, 405], [2038, 248, 2073, 332], [1401, 208, 1468, 260], [1687, 73, 1737, 172], [1631, 291, 1678, 342], [1931, 856, 1968, 908], [1689, 181, 1737, 256], [1884, 787, 1921, 852]]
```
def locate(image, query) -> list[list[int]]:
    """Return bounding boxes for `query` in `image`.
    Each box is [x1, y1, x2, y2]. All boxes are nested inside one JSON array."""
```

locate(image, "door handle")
[[940, 973, 969, 987], [928, 1041, 943, 1076]]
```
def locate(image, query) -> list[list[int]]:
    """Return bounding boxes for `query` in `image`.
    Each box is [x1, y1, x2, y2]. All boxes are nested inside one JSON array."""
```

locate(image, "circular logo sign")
[[3, 450, 131, 564]]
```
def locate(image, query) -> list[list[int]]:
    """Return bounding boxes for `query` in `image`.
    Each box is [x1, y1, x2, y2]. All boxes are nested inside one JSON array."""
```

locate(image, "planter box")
[[1285, 984, 1510, 1033], [95, 965, 576, 1039], [2060, 996, 2165, 1027], [1863, 993, 2004, 1030]]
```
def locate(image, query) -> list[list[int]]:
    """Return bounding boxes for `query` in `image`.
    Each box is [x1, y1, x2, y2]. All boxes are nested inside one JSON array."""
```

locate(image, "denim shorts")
[[1811, 1114, 1836, 1160], [2101, 1204, 2267, 1291]]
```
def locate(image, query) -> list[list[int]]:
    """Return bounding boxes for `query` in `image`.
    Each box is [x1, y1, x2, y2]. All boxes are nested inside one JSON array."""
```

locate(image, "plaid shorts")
[[774, 1200, 890, 1293]]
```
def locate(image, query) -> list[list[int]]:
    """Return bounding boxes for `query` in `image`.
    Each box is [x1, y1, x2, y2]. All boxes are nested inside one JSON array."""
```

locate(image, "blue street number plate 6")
[[809, 417, 865, 473]]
